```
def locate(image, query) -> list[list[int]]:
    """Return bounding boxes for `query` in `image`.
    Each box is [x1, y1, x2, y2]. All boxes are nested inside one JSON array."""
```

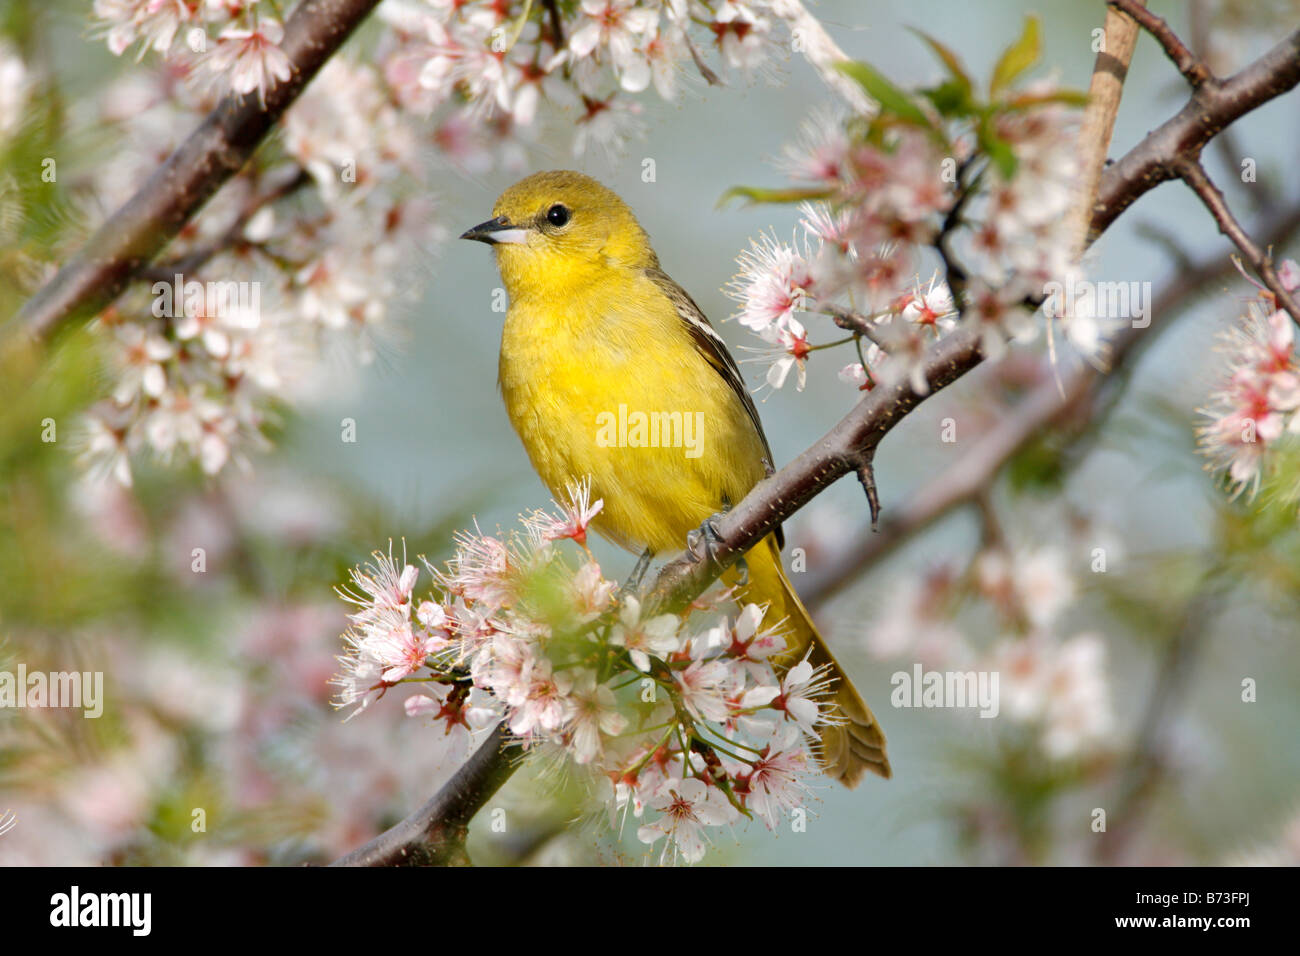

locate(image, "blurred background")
[[1, 0, 1298, 865]]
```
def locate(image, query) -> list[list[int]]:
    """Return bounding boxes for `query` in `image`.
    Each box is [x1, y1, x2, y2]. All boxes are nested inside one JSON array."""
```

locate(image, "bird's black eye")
[[546, 203, 570, 227]]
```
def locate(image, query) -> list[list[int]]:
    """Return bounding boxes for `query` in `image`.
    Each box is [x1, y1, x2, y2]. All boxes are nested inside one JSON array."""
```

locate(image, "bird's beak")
[[460, 216, 529, 246]]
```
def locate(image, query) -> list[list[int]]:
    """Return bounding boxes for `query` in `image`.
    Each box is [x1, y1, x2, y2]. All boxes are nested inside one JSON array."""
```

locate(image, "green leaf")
[[717, 185, 833, 208], [991, 14, 1041, 95], [1007, 438, 1066, 492], [1004, 88, 1090, 110], [979, 125, 1018, 180], [922, 79, 974, 118], [834, 60, 932, 127], [909, 28, 973, 97]]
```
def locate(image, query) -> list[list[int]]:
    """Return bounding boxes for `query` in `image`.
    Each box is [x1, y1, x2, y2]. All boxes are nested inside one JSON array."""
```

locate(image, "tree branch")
[[542, 0, 565, 49], [1107, 0, 1212, 87], [799, 199, 1300, 609], [140, 165, 312, 283], [330, 724, 525, 866], [643, 324, 985, 613], [1187, 0, 1274, 212], [1092, 26, 1300, 240], [7, 0, 382, 346], [1175, 158, 1300, 327]]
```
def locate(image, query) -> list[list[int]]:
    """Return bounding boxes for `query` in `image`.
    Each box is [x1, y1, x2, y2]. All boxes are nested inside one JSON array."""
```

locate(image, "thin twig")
[[1187, 0, 1273, 212], [821, 303, 888, 348], [141, 166, 312, 283], [854, 453, 882, 531], [937, 157, 979, 295], [682, 30, 722, 87], [542, 0, 565, 49], [1093, 27, 1300, 239], [1175, 158, 1300, 327], [641, 323, 985, 615], [1107, 0, 1212, 87]]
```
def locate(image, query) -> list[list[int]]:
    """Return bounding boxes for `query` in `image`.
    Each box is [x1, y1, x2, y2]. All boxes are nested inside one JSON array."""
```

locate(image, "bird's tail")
[[728, 535, 892, 787]]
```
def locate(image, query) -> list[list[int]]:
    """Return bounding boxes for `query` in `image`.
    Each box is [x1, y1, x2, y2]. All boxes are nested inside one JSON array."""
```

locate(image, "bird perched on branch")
[[462, 170, 890, 786]]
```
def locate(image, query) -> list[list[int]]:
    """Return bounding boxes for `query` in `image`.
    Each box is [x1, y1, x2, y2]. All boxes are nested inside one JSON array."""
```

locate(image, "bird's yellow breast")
[[498, 268, 767, 555]]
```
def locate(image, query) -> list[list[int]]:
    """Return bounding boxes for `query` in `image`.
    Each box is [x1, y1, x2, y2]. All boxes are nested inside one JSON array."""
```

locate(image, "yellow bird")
[[462, 170, 890, 786]]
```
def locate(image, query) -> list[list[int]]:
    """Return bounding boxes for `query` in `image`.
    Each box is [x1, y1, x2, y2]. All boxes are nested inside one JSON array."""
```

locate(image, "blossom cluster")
[[77, 53, 436, 486], [331, 480, 835, 864], [94, 0, 293, 104], [93, 0, 830, 162], [864, 540, 1114, 761], [1, 465, 477, 866], [724, 32, 1087, 394], [1197, 260, 1300, 501]]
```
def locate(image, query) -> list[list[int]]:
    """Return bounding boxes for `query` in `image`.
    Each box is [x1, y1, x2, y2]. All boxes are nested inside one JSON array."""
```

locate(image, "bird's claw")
[[622, 547, 654, 594], [733, 555, 749, 588], [687, 512, 728, 572]]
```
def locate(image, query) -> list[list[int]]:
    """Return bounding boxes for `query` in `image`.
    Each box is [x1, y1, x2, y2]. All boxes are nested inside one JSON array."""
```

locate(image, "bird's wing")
[[645, 267, 783, 548], [644, 267, 776, 473]]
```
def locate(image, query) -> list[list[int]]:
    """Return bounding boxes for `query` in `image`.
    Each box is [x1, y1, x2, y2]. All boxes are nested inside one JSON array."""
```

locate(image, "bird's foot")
[[686, 513, 723, 566], [687, 512, 746, 584]]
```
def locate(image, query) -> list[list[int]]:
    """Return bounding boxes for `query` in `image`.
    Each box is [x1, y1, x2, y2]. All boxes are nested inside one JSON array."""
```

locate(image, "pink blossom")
[[570, 561, 617, 622], [610, 596, 680, 672], [206, 20, 293, 105], [367, 622, 444, 683], [769, 657, 832, 737], [531, 476, 604, 546], [565, 673, 628, 764], [727, 232, 815, 333], [507, 658, 572, 738], [758, 316, 812, 391], [735, 726, 815, 829], [1198, 301, 1300, 499], [675, 658, 735, 723], [569, 0, 659, 94], [95, 0, 193, 58], [636, 777, 738, 863]]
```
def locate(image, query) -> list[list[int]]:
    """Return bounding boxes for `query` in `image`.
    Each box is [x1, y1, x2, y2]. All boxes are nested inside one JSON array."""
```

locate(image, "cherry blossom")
[[636, 777, 738, 864], [333, 495, 832, 863], [1198, 283, 1300, 500], [610, 596, 680, 672], [205, 20, 293, 104]]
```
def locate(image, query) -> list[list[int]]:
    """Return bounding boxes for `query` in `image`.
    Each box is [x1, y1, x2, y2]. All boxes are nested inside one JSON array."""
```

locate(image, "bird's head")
[[461, 170, 658, 298]]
